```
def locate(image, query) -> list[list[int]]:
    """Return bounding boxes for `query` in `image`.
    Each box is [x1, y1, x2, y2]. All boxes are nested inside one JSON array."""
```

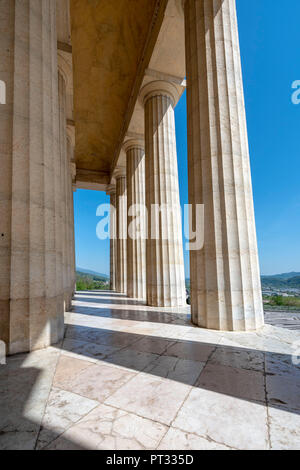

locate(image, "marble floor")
[[1, 291, 300, 450]]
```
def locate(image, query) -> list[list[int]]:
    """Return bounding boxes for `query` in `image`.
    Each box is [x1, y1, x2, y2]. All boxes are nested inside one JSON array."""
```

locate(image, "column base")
[[147, 298, 187, 308], [7, 295, 65, 355], [191, 307, 265, 332]]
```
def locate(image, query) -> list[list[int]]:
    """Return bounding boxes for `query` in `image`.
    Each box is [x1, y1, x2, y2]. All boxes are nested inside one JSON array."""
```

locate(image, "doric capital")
[[140, 80, 180, 108], [114, 166, 126, 179], [67, 123, 75, 148], [70, 161, 76, 182], [123, 138, 145, 154], [106, 184, 116, 196], [58, 52, 73, 94]]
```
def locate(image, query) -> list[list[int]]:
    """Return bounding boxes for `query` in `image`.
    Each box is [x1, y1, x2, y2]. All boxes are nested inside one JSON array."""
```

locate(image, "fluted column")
[[68, 133, 77, 298], [71, 184, 76, 299], [115, 172, 127, 294], [58, 71, 72, 311], [140, 81, 186, 307], [124, 140, 146, 300], [107, 185, 117, 291], [0, 0, 64, 354], [183, 0, 264, 331], [67, 137, 75, 302]]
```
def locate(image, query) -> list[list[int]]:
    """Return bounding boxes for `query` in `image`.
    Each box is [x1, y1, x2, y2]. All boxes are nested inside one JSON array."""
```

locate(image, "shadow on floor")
[[61, 322, 300, 414], [0, 354, 84, 450], [71, 305, 190, 325], [1, 290, 299, 450]]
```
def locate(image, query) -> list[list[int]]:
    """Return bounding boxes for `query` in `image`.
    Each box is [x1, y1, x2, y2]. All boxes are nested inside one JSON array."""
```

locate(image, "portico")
[[0, 0, 264, 352], [1, 0, 300, 452]]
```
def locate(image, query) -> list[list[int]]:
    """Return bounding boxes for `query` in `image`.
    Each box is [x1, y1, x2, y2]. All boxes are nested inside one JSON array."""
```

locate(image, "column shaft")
[[67, 137, 76, 297], [66, 140, 74, 303], [143, 86, 186, 307], [184, 0, 264, 330], [109, 190, 117, 291], [58, 71, 72, 311], [0, 0, 64, 354], [70, 188, 76, 296], [116, 176, 127, 294], [126, 144, 146, 300]]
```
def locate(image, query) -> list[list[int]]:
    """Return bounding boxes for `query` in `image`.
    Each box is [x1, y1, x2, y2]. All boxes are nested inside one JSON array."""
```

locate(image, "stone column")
[[66, 138, 75, 304], [107, 185, 117, 291], [124, 140, 146, 300], [115, 172, 127, 294], [68, 131, 77, 298], [183, 0, 264, 331], [0, 0, 64, 354], [140, 81, 186, 307], [70, 187, 76, 296], [58, 70, 72, 311]]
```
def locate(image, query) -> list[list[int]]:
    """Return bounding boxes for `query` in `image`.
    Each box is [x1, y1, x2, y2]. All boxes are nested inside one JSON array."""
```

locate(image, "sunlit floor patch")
[[0, 291, 300, 450]]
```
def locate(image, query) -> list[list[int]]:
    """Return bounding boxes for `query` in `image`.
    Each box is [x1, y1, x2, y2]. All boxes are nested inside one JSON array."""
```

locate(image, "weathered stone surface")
[[115, 173, 127, 294], [107, 185, 117, 291], [125, 140, 146, 300], [58, 71, 74, 312], [0, 0, 65, 354], [184, 0, 264, 331]]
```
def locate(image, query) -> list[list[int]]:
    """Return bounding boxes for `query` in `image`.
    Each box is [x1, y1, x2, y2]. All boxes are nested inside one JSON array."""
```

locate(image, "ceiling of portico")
[[70, 0, 168, 175], [113, 0, 186, 174]]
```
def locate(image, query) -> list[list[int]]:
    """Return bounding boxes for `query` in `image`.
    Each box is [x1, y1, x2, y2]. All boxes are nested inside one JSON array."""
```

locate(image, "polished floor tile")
[[105, 373, 191, 425], [143, 355, 205, 386], [46, 404, 168, 450], [173, 387, 269, 450], [36, 388, 98, 450], [1, 290, 300, 450], [157, 427, 230, 450], [196, 362, 266, 403], [268, 405, 300, 450], [55, 361, 137, 403]]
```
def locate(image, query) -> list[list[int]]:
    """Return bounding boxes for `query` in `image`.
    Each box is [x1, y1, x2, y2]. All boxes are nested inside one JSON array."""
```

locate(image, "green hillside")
[[186, 273, 300, 292], [76, 267, 109, 280], [261, 275, 300, 290], [76, 270, 109, 291]]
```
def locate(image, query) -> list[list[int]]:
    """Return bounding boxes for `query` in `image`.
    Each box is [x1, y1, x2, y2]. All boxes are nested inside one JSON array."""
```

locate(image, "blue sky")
[[74, 0, 300, 277]]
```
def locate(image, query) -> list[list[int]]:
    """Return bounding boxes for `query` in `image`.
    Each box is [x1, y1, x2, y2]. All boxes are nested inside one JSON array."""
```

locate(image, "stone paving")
[[0, 291, 300, 450]]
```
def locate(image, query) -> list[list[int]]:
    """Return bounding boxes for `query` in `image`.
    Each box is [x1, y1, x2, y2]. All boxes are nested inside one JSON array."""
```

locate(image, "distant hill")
[[262, 272, 300, 280], [76, 267, 109, 281], [186, 273, 300, 291], [76, 269, 109, 291], [261, 273, 300, 290]]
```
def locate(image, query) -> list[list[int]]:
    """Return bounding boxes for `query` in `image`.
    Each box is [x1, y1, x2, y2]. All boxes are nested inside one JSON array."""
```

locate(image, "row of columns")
[[108, 0, 264, 330], [109, 81, 187, 308], [0, 0, 76, 354], [0, 0, 264, 359]]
